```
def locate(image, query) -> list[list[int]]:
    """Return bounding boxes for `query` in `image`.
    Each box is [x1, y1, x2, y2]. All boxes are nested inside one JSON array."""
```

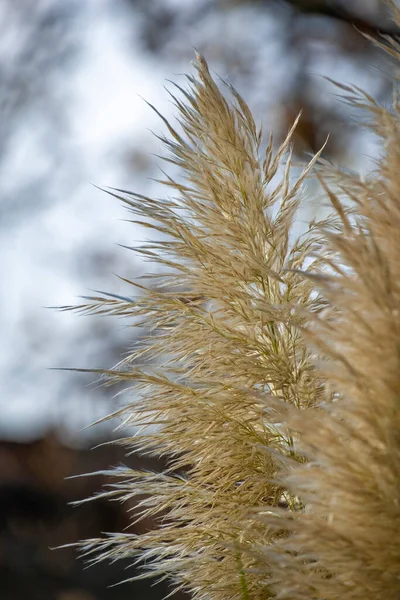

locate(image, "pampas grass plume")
[[65, 23, 400, 600]]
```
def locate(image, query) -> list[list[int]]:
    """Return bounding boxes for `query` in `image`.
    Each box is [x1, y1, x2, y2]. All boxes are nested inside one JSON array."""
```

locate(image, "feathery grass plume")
[[262, 34, 400, 600], [67, 54, 331, 599]]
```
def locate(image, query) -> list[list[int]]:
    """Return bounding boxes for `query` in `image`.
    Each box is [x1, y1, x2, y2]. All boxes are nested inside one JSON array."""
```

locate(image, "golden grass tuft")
[[263, 70, 400, 600], [66, 30, 400, 600]]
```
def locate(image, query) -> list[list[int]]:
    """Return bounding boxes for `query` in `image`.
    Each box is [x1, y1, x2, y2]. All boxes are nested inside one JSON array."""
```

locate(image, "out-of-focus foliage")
[[122, 0, 398, 161], [0, 0, 80, 222]]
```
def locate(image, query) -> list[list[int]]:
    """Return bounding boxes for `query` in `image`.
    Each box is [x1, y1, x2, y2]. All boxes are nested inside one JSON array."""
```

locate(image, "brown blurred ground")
[[0, 433, 185, 600]]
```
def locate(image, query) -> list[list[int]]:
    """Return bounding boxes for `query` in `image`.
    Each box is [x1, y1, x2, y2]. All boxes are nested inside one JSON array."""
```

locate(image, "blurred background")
[[0, 1, 398, 598]]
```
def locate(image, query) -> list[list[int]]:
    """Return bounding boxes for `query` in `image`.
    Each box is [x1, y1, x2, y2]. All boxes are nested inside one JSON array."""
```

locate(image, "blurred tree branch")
[[277, 0, 400, 35]]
